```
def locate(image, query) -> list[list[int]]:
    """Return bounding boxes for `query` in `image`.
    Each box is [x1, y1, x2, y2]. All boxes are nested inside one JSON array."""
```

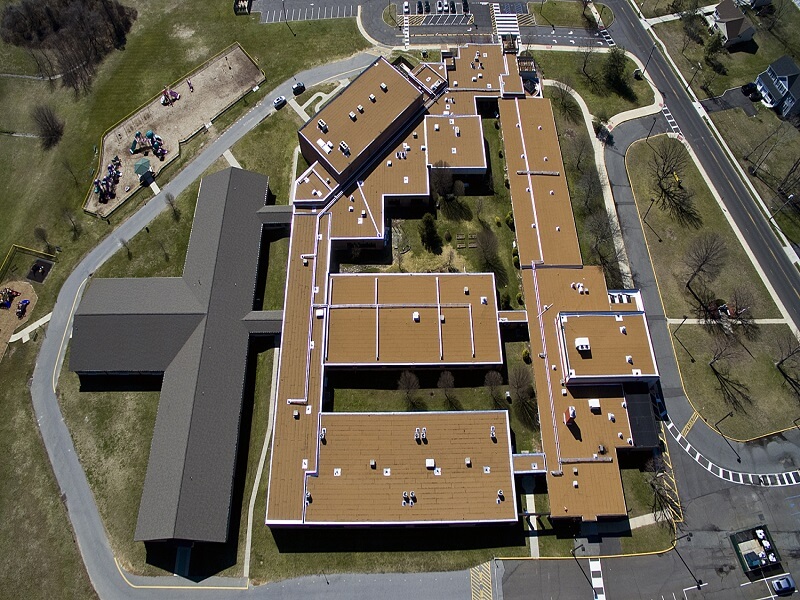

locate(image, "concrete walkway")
[[9, 311, 52, 343]]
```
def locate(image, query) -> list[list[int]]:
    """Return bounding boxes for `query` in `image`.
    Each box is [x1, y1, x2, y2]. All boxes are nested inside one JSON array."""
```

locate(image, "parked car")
[[425, 0, 430, 11], [442, 0, 448, 11], [273, 95, 286, 109], [773, 575, 796, 596], [450, 0, 456, 12], [749, 91, 762, 102], [462, 0, 469, 12], [417, 0, 423, 12], [292, 81, 305, 95], [741, 82, 757, 95], [436, 0, 442, 11], [403, 0, 410, 12]]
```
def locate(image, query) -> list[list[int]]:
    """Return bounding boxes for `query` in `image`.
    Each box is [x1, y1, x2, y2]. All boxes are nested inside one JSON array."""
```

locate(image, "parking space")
[[417, 12, 473, 24], [254, 2, 357, 23], [401, 0, 473, 20], [499, 2, 528, 14]]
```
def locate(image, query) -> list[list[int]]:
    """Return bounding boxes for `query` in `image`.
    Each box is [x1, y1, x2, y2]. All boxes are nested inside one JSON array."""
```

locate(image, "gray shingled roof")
[[70, 168, 279, 543]]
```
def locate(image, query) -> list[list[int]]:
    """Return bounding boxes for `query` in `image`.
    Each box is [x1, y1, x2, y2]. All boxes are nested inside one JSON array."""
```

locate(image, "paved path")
[[9, 311, 52, 343], [27, 49, 476, 599]]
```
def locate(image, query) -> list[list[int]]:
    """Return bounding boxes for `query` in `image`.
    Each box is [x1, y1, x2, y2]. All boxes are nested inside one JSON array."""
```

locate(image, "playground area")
[[0, 281, 37, 363], [85, 44, 264, 216]]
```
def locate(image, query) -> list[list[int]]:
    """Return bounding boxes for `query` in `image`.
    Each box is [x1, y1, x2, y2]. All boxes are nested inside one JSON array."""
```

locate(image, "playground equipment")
[[161, 86, 181, 106], [16, 299, 30, 319], [0, 288, 21, 310]]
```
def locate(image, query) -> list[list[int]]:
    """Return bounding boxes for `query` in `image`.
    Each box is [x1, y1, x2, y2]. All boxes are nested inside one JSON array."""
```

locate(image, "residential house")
[[756, 55, 800, 118], [711, 0, 756, 47]]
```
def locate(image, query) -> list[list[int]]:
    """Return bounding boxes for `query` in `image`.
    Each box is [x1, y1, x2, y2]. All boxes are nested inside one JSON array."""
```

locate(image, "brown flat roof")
[[298, 58, 423, 178], [412, 63, 448, 94], [305, 411, 517, 524], [448, 44, 509, 93], [325, 273, 503, 365], [559, 313, 658, 380], [499, 98, 582, 267], [295, 162, 336, 203], [425, 115, 486, 170]]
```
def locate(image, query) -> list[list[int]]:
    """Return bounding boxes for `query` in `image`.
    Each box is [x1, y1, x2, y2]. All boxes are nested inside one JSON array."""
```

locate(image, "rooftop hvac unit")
[[305, 491, 312, 504], [357, 104, 364, 113], [361, 209, 366, 218], [627, 438, 633, 445], [348, 206, 354, 212], [370, 459, 377, 469], [439, 314, 445, 323], [573, 480, 579, 488], [480, 296, 488, 305], [434, 123, 440, 131], [626, 355, 634, 364], [315, 308, 324, 318], [412, 311, 420, 322], [349, 111, 357, 121], [598, 444, 606, 454], [380, 82, 388, 92], [608, 413, 615, 422], [421, 427, 427, 439], [293, 409, 300, 419], [369, 93, 376, 102], [564, 406, 576, 425], [415, 427, 421, 440], [465, 457, 472, 467], [317, 119, 328, 132], [490, 425, 496, 439], [410, 491, 416, 501], [588, 398, 601, 413], [575, 337, 591, 352], [319, 427, 326, 440], [455, 126, 460, 136], [464, 286, 469, 294], [426, 458, 435, 469], [620, 326, 627, 335], [403, 491, 409, 500], [573, 467, 579, 475]]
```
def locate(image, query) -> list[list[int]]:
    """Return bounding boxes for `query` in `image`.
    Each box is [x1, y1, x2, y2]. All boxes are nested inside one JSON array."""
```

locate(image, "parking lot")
[[398, 0, 472, 17], [253, 0, 357, 23]]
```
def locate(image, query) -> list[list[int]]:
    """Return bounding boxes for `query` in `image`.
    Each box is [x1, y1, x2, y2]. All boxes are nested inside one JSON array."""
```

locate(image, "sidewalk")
[[9, 311, 51, 343]]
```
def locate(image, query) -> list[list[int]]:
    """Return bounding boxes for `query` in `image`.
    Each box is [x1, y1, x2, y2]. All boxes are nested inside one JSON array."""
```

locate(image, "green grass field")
[[653, 8, 800, 100], [0, 341, 97, 599], [709, 105, 800, 246], [619, 523, 673, 554], [626, 135, 780, 320], [531, 50, 655, 118], [672, 323, 799, 440], [528, 0, 612, 27]]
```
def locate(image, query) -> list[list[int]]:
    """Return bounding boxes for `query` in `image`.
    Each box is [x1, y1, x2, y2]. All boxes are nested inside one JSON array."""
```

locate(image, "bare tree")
[[33, 225, 52, 253], [573, 168, 603, 216], [774, 331, 800, 395], [437, 370, 461, 410], [710, 334, 740, 367], [484, 370, 504, 409], [551, 80, 581, 123], [31, 104, 64, 149], [728, 284, 757, 338], [158, 239, 170, 262], [120, 238, 132, 260], [646, 455, 681, 527], [453, 179, 465, 198], [165, 192, 180, 221], [430, 160, 454, 201], [508, 364, 533, 403], [648, 138, 701, 227], [62, 208, 81, 240], [764, 0, 791, 31], [569, 135, 590, 173], [684, 232, 727, 285], [398, 370, 420, 407], [62, 158, 80, 186], [585, 208, 625, 274]]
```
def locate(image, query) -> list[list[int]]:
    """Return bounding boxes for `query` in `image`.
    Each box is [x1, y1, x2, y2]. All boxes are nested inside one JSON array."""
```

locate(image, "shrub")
[[512, 255, 520, 269], [505, 211, 515, 230], [500, 291, 511, 310], [516, 292, 524, 306], [444, 230, 452, 242], [522, 348, 531, 364], [495, 215, 502, 227]]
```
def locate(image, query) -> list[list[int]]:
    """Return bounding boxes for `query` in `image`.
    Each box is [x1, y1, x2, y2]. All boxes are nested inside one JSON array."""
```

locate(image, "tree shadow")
[[439, 197, 473, 221], [711, 364, 753, 413]]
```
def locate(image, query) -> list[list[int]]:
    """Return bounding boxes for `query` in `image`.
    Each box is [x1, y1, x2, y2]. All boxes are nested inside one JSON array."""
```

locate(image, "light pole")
[[675, 534, 703, 589], [672, 315, 695, 363], [769, 193, 795, 221], [642, 197, 663, 242], [282, 0, 296, 36], [642, 43, 657, 77], [686, 62, 702, 91], [714, 411, 741, 463], [570, 544, 597, 599]]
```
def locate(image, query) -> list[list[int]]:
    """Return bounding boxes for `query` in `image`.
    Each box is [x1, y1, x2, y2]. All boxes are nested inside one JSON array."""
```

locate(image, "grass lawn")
[[626, 135, 780, 320], [528, 0, 612, 28], [0, 340, 97, 599], [331, 341, 541, 452], [621, 467, 657, 518], [231, 110, 304, 204], [531, 50, 654, 119], [709, 105, 800, 246], [652, 9, 800, 100], [637, 0, 677, 19], [672, 323, 799, 440], [619, 523, 673, 554]]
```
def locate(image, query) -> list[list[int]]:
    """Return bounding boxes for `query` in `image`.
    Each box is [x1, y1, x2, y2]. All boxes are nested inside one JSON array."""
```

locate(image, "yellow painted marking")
[[470, 562, 493, 600], [680, 411, 700, 438], [115, 559, 248, 590]]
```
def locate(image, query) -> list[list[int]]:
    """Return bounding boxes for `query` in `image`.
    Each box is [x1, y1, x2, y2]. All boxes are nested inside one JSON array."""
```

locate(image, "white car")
[[436, 0, 442, 11], [403, 0, 410, 12], [273, 95, 287, 109]]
